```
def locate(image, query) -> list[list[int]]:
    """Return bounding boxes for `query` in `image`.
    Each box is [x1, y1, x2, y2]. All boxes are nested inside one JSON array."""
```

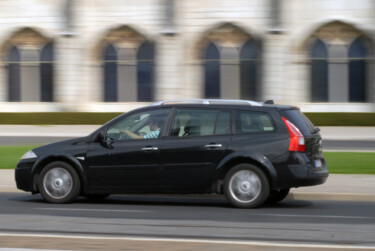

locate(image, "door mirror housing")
[[95, 131, 105, 143], [95, 131, 114, 148]]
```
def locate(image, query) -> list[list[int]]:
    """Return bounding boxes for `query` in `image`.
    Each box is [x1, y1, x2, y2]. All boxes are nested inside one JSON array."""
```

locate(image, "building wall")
[[0, 0, 373, 112]]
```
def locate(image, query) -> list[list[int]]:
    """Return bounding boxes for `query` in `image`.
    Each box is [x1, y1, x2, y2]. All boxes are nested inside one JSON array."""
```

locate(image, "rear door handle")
[[204, 144, 222, 149], [142, 147, 158, 151]]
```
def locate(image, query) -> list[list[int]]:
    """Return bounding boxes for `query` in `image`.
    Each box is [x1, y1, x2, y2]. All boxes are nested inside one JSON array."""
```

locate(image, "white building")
[[0, 0, 374, 112]]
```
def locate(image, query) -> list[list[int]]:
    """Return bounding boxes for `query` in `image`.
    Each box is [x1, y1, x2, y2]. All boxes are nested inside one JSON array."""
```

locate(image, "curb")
[[288, 192, 375, 202]]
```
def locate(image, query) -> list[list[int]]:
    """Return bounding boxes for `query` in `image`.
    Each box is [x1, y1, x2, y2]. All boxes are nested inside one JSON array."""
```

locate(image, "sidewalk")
[[0, 125, 375, 140], [2, 170, 375, 201]]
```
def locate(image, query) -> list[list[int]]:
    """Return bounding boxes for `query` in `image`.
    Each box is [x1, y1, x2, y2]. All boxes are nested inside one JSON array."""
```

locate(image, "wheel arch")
[[215, 152, 278, 193], [31, 155, 86, 193]]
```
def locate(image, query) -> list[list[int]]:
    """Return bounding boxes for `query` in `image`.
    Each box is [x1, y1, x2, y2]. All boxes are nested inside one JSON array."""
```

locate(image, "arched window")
[[7, 46, 20, 102], [137, 42, 154, 102], [310, 39, 328, 102], [40, 43, 54, 102], [103, 44, 118, 102], [349, 38, 367, 102], [204, 42, 220, 98], [240, 40, 258, 100]]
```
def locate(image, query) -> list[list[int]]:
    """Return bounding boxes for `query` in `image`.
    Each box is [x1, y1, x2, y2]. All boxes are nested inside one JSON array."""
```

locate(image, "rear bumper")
[[277, 156, 329, 189]]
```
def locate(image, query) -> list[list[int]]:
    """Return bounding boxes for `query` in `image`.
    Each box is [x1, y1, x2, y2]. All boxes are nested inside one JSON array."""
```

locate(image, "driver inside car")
[[121, 114, 161, 139]]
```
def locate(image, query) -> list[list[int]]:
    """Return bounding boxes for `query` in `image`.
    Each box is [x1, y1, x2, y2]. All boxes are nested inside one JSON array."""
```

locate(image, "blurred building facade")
[[0, 0, 374, 112]]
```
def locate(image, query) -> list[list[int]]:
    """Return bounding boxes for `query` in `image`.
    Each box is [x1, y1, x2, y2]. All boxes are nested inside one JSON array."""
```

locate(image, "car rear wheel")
[[266, 188, 290, 204], [38, 161, 81, 204], [224, 164, 269, 208]]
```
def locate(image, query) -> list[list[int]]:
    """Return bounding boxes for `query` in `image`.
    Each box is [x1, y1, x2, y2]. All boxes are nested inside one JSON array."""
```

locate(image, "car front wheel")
[[38, 161, 81, 204], [224, 164, 269, 208]]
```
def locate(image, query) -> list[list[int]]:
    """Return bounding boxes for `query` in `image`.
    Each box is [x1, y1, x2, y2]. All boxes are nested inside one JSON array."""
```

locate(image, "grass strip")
[[0, 145, 40, 169], [324, 152, 375, 174], [1, 146, 374, 174], [306, 113, 375, 127], [0, 112, 375, 126], [0, 112, 122, 125]]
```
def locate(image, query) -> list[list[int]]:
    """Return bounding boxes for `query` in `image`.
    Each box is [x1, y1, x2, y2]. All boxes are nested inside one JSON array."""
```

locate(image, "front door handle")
[[204, 144, 223, 149], [142, 147, 159, 151]]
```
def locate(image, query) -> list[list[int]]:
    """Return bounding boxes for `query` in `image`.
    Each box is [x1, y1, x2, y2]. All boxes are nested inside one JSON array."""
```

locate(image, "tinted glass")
[[280, 109, 316, 135], [40, 43, 54, 102], [103, 44, 118, 102], [7, 46, 20, 102], [310, 39, 328, 102], [240, 40, 258, 100], [204, 42, 220, 98], [235, 111, 275, 134], [171, 109, 219, 137], [107, 109, 169, 141], [137, 42, 154, 101], [215, 111, 231, 135], [349, 38, 366, 102]]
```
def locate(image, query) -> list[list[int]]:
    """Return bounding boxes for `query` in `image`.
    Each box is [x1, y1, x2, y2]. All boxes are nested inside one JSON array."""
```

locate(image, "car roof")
[[149, 99, 297, 110]]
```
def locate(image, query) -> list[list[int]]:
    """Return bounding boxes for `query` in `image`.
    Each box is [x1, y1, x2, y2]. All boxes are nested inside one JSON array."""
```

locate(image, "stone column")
[[54, 36, 84, 106]]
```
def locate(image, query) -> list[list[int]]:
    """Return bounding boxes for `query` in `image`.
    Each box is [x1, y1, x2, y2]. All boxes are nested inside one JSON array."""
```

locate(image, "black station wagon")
[[15, 99, 328, 208]]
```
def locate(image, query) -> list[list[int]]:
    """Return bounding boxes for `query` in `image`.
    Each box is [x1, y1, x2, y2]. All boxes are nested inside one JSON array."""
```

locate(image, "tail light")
[[282, 117, 305, 152]]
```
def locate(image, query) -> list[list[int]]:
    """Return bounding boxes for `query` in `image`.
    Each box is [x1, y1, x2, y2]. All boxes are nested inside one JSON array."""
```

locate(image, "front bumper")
[[15, 159, 36, 192]]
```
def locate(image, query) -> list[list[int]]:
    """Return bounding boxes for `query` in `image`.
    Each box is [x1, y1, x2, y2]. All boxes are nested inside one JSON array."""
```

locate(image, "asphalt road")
[[1, 136, 375, 151], [1, 192, 375, 248]]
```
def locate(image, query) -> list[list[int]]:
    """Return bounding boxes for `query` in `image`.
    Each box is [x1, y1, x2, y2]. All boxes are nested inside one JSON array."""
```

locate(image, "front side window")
[[106, 109, 169, 141], [235, 111, 275, 134], [170, 109, 231, 137]]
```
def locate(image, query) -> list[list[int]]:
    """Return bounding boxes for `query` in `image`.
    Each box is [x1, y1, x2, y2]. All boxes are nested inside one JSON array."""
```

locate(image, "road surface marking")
[[0, 232, 373, 250], [0, 249, 74, 251], [255, 213, 374, 220], [38, 208, 150, 213]]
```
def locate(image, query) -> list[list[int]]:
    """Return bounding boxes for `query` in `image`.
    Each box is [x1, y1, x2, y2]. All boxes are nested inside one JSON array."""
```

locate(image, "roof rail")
[[151, 99, 262, 106]]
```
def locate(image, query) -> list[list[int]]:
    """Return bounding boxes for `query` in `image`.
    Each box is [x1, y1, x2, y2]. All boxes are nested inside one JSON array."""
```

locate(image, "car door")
[[86, 109, 170, 191], [158, 108, 232, 191]]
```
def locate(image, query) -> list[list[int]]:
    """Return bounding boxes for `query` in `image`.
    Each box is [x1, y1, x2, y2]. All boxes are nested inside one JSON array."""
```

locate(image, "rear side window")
[[235, 111, 275, 134], [280, 109, 316, 135], [170, 109, 231, 137]]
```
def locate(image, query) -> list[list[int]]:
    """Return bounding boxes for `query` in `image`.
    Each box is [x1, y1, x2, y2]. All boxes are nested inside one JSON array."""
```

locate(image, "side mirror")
[[95, 131, 105, 143], [96, 131, 114, 148]]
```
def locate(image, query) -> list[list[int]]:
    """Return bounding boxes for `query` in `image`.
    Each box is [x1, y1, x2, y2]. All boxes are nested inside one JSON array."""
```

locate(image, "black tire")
[[266, 188, 290, 204], [224, 164, 269, 208], [38, 161, 81, 204], [83, 193, 110, 201]]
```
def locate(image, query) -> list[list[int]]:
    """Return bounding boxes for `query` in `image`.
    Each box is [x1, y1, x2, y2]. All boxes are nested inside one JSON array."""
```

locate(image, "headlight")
[[21, 150, 37, 160]]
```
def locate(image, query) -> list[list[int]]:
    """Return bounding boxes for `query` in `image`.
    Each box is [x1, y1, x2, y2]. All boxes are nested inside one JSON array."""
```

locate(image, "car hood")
[[32, 136, 90, 156]]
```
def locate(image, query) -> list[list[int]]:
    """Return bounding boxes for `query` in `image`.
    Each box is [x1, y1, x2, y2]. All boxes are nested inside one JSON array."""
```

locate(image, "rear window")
[[280, 109, 316, 135], [235, 111, 275, 134]]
